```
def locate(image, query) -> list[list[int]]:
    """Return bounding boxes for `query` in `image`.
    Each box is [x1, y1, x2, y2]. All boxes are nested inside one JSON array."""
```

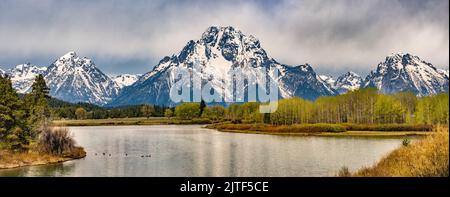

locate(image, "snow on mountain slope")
[[112, 74, 140, 88], [44, 51, 120, 105], [110, 26, 335, 106], [437, 69, 449, 78], [7, 63, 47, 93], [334, 71, 362, 94], [319, 75, 335, 88], [363, 53, 449, 96]]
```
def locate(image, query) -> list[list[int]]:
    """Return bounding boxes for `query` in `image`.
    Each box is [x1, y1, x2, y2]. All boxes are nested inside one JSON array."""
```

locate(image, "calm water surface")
[[0, 125, 415, 177]]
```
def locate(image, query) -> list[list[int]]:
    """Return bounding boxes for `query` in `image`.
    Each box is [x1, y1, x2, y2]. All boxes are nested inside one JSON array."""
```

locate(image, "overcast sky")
[[0, 0, 448, 77]]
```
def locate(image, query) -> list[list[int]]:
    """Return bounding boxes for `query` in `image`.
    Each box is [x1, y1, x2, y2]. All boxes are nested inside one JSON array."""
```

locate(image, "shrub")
[[38, 127, 75, 155], [190, 118, 212, 124], [402, 139, 411, 146], [175, 103, 201, 119]]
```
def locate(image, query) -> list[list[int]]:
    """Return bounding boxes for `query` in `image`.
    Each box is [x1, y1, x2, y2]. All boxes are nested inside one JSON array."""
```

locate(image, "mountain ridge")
[[362, 53, 449, 96], [109, 26, 336, 106]]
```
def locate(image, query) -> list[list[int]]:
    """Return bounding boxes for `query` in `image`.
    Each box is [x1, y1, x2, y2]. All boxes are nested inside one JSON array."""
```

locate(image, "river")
[[0, 125, 414, 177]]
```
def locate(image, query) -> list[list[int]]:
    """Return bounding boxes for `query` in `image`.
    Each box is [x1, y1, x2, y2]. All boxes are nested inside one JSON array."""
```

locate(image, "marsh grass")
[[352, 126, 449, 177]]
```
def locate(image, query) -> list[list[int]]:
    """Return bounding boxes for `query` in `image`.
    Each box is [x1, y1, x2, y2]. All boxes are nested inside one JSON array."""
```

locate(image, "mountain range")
[[0, 26, 448, 106]]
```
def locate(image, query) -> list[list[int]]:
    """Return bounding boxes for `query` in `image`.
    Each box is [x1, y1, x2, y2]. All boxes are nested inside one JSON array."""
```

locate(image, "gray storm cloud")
[[0, 0, 448, 76]]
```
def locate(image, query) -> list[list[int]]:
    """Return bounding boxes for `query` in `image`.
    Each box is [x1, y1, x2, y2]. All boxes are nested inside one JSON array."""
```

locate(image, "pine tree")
[[25, 74, 51, 135], [0, 75, 30, 149], [199, 99, 206, 117], [140, 104, 155, 119]]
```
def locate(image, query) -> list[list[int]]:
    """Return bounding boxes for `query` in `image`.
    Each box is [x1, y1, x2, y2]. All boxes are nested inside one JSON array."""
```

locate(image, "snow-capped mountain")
[[112, 74, 140, 88], [44, 52, 120, 105], [7, 63, 47, 93], [334, 71, 362, 94], [109, 26, 335, 106], [319, 75, 336, 88], [363, 53, 449, 96]]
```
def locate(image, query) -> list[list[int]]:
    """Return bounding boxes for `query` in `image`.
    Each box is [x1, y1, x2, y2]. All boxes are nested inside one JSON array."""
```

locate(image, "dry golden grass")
[[0, 147, 86, 169], [353, 126, 449, 177]]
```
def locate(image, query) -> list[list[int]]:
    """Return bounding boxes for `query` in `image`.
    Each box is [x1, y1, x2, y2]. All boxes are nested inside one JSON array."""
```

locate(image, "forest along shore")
[[51, 89, 448, 138], [1, 74, 86, 169]]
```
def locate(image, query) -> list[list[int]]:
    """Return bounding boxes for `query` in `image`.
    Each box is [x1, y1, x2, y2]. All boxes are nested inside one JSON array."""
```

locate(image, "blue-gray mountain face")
[[362, 53, 449, 96], [109, 26, 336, 107]]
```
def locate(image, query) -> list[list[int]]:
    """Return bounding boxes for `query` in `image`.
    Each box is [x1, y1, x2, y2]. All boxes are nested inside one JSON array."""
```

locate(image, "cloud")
[[0, 0, 448, 76]]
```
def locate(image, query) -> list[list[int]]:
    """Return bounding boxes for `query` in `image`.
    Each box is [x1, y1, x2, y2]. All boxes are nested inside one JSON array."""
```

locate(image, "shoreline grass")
[[53, 118, 436, 137], [213, 128, 430, 137], [206, 123, 434, 137], [51, 117, 211, 126], [0, 146, 86, 169], [347, 127, 449, 177]]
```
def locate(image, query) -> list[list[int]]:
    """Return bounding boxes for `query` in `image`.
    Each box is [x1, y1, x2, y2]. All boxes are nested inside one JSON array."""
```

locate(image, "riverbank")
[[0, 147, 86, 169], [52, 117, 211, 126], [207, 123, 434, 137], [348, 127, 449, 177], [52, 119, 435, 137], [215, 129, 430, 137]]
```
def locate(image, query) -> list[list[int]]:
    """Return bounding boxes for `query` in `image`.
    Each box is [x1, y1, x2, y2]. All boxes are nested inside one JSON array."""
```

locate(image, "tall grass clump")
[[353, 126, 449, 177], [38, 127, 75, 156]]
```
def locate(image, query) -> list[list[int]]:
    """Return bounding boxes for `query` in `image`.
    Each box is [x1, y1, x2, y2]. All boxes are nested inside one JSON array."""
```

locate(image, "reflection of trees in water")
[[0, 162, 76, 177]]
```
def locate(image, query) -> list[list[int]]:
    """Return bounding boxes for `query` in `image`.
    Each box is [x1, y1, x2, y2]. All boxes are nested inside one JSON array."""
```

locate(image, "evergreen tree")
[[25, 74, 51, 134], [199, 99, 206, 117], [0, 75, 30, 149], [141, 104, 155, 119]]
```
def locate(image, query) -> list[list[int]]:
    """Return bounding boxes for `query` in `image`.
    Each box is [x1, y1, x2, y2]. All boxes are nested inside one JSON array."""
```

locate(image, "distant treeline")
[[48, 88, 449, 125], [173, 88, 449, 125], [226, 88, 449, 125], [49, 98, 170, 120]]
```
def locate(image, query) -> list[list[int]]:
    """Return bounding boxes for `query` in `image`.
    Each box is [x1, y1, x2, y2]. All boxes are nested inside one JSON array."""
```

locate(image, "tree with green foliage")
[[374, 94, 406, 124], [202, 105, 225, 121], [25, 74, 51, 134], [393, 92, 418, 124], [141, 104, 155, 119], [415, 93, 449, 125], [75, 107, 87, 120], [175, 103, 200, 119], [0, 75, 30, 150], [164, 108, 174, 119], [199, 99, 206, 117], [226, 103, 243, 123]]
